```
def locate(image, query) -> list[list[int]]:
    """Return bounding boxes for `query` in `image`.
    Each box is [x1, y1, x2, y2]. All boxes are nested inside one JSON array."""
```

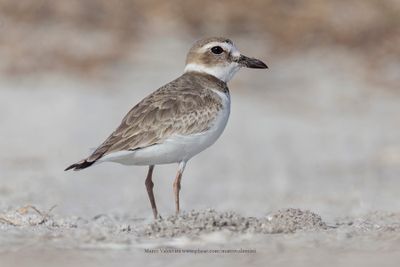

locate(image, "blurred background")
[[0, 0, 399, 221]]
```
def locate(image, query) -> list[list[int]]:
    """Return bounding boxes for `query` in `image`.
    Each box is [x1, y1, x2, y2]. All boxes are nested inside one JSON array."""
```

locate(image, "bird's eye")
[[211, 46, 223, 54]]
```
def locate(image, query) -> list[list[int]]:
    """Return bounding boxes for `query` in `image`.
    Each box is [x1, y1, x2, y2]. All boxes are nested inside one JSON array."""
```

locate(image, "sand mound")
[[0, 206, 326, 238], [138, 208, 327, 238]]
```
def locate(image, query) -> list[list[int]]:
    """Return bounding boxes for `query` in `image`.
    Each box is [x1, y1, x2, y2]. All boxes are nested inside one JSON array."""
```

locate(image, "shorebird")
[[65, 37, 267, 219]]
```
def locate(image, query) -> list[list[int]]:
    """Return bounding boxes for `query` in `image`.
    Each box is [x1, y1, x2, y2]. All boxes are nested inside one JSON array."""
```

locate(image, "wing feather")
[[85, 75, 225, 163]]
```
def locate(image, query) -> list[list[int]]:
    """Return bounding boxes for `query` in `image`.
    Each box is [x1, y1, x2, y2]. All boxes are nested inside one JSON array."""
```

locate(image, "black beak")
[[238, 55, 268, 69]]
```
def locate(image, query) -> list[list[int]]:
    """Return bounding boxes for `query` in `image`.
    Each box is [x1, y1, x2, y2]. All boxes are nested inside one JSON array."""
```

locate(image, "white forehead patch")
[[200, 42, 241, 57]]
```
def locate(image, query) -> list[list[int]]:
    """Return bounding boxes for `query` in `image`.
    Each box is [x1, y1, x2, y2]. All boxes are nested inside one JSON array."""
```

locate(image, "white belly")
[[97, 90, 230, 166]]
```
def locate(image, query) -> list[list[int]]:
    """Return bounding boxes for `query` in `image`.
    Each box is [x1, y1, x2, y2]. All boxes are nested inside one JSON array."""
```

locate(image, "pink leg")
[[173, 162, 186, 215]]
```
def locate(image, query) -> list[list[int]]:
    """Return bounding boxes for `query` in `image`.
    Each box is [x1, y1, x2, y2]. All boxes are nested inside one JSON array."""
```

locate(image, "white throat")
[[184, 63, 241, 83]]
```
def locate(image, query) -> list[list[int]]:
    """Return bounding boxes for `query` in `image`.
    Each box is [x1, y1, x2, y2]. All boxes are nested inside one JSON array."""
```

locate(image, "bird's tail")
[[65, 159, 95, 171]]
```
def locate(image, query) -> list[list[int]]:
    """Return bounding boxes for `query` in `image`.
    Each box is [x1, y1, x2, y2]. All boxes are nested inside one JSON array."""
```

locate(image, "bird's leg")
[[173, 172, 182, 215], [173, 162, 186, 216], [145, 165, 159, 219]]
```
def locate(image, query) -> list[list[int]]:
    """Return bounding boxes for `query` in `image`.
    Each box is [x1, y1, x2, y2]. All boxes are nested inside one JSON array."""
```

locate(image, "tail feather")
[[65, 159, 95, 171]]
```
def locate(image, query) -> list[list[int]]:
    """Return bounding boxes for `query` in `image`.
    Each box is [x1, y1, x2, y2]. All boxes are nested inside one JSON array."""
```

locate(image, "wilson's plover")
[[66, 37, 268, 219]]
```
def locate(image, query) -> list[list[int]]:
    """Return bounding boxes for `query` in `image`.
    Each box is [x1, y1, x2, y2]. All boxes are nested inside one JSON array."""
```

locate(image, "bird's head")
[[184, 37, 268, 83]]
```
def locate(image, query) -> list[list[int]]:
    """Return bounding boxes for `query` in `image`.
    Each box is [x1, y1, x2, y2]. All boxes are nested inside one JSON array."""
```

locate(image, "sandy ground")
[[1, 35, 400, 266], [1, 207, 400, 267]]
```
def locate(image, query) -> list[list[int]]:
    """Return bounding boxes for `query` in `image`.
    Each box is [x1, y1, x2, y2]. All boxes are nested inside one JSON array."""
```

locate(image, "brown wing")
[[86, 77, 223, 163], [64, 73, 228, 171]]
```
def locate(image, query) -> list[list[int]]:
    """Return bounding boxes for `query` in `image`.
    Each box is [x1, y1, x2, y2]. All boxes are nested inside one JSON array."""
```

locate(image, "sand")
[[1, 206, 400, 267]]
